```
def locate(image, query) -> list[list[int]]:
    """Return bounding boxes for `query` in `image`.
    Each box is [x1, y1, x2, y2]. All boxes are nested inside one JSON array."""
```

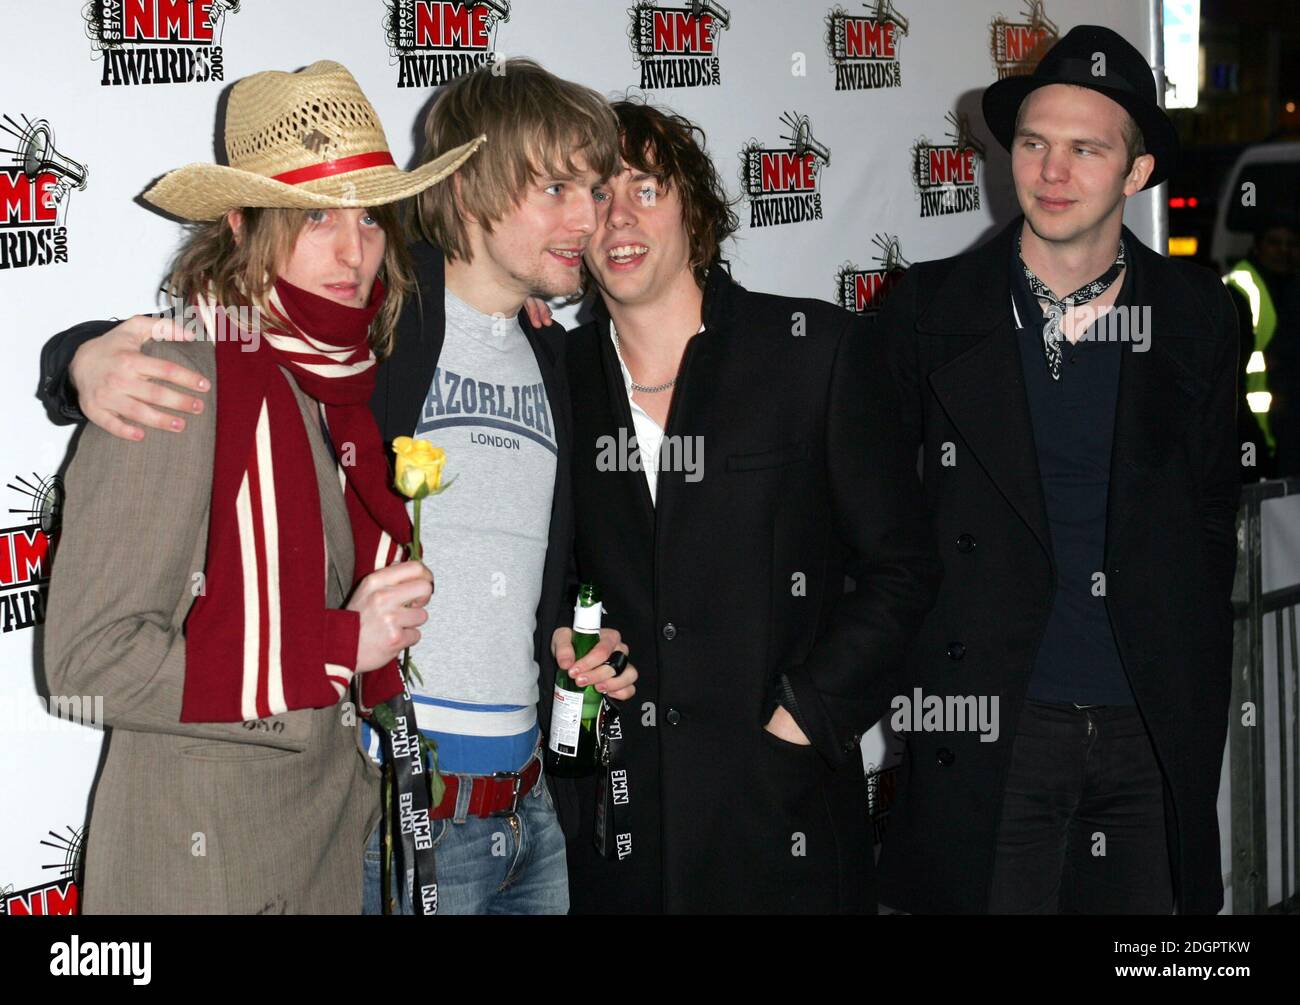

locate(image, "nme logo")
[[990, 0, 1059, 80], [911, 112, 985, 218], [383, 0, 511, 88], [836, 234, 909, 316], [2, 878, 78, 915], [738, 112, 830, 229], [628, 1, 731, 89], [1, 826, 83, 915], [824, 0, 908, 90], [0, 474, 61, 633], [0, 116, 87, 271], [83, 0, 238, 86]]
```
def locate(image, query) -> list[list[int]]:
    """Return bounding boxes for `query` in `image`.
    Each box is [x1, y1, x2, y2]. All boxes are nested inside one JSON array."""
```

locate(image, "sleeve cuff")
[[775, 672, 809, 735], [323, 607, 360, 675]]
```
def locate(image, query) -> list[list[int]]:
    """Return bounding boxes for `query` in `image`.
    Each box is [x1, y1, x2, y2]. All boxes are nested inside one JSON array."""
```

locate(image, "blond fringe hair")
[[416, 58, 620, 262], [165, 204, 414, 358]]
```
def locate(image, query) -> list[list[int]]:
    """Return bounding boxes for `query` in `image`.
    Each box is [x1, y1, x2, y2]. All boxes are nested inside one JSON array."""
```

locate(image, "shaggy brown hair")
[[417, 57, 620, 262], [611, 99, 740, 286]]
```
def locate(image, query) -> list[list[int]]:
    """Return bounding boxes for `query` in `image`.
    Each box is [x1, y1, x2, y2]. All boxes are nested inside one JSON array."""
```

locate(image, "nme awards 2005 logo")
[[0, 116, 88, 271], [990, 0, 1059, 80], [384, 1, 511, 88], [1, 826, 83, 915], [911, 111, 984, 219], [0, 474, 61, 633], [825, 0, 908, 91], [836, 234, 909, 316], [628, 1, 730, 89], [738, 112, 830, 229], [83, 0, 239, 86]]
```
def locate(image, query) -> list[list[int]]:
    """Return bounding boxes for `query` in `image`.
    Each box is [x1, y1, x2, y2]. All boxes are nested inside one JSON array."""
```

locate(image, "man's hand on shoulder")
[[70, 315, 210, 441], [523, 296, 554, 328]]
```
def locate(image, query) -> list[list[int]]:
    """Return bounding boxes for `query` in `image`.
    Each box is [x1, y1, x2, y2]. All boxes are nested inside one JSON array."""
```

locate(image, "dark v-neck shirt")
[[1011, 246, 1137, 706]]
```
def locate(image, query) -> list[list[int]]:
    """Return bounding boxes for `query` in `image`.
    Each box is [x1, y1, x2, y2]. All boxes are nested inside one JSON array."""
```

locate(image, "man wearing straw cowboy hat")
[[44, 59, 477, 914], [42, 58, 638, 915], [874, 25, 1240, 914]]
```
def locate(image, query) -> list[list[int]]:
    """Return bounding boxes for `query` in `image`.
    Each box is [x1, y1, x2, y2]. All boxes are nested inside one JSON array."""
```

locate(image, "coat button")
[[666, 708, 682, 726], [937, 747, 955, 766], [956, 533, 976, 553], [842, 735, 860, 753], [946, 641, 965, 661], [662, 622, 677, 641]]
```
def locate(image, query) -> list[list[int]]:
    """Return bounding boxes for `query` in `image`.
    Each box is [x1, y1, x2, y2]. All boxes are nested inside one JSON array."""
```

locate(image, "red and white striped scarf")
[[180, 277, 412, 723]]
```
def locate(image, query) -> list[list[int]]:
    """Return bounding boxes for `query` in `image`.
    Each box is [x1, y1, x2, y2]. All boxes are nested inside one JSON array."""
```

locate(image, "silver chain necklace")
[[612, 327, 678, 394]]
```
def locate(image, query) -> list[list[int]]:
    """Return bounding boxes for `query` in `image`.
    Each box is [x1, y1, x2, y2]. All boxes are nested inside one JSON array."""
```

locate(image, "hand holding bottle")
[[551, 625, 637, 701]]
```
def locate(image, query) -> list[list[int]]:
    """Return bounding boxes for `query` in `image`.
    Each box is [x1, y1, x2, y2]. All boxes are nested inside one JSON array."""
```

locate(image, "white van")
[[1210, 140, 1300, 272]]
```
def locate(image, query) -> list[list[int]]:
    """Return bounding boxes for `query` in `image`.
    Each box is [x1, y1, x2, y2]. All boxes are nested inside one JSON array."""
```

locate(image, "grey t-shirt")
[[403, 290, 556, 766]]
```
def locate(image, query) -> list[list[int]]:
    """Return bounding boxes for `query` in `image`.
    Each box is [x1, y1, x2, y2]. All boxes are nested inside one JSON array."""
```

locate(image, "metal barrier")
[[1231, 478, 1300, 914]]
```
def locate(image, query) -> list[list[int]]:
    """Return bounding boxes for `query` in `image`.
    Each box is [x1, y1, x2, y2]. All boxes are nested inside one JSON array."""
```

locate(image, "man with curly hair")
[[549, 101, 941, 913]]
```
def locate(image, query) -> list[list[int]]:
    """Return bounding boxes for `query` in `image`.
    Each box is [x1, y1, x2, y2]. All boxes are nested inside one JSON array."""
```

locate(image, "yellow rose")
[[392, 436, 447, 499]]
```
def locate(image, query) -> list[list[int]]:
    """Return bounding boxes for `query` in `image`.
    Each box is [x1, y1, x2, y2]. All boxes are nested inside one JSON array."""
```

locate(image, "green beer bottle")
[[546, 583, 603, 777]]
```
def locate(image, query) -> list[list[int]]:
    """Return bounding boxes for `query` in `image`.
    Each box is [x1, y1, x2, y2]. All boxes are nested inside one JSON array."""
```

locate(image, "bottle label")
[[548, 685, 584, 757], [573, 602, 603, 633]]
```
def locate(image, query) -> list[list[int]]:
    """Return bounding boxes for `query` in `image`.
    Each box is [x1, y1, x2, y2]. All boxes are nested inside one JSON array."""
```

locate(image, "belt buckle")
[[489, 770, 523, 817]]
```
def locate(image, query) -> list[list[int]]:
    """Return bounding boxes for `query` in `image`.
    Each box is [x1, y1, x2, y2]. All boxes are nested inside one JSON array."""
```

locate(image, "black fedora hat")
[[982, 24, 1179, 190]]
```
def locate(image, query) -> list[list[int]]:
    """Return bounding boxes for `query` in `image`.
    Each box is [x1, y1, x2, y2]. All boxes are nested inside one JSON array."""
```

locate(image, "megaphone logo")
[[383, 1, 511, 88], [479, 0, 511, 27], [869, 0, 909, 35], [990, 0, 1060, 79], [0, 114, 88, 233], [628, 1, 731, 89], [738, 112, 830, 229], [780, 112, 831, 168], [835, 234, 911, 316], [83, 0, 236, 84], [911, 111, 983, 219], [14, 120, 90, 195], [688, 0, 730, 31], [825, 0, 908, 91]]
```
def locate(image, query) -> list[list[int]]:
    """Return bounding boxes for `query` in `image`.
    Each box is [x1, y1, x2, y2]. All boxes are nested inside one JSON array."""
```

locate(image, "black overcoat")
[[874, 219, 1241, 915], [554, 266, 942, 913]]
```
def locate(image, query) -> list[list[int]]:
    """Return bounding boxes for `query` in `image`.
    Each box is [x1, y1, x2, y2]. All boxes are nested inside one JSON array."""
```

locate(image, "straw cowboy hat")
[[143, 59, 483, 220]]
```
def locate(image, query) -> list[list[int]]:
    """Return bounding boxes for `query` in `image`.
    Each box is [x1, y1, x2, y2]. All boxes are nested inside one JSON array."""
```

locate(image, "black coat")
[[37, 239, 575, 741], [554, 266, 941, 913], [873, 219, 1241, 915]]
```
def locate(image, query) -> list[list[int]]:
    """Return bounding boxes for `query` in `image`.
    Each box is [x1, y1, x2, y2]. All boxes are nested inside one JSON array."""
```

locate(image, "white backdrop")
[[0, 0, 1166, 912]]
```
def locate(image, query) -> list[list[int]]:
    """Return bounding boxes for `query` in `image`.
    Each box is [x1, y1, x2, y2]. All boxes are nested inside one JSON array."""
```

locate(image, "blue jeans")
[[362, 761, 569, 915]]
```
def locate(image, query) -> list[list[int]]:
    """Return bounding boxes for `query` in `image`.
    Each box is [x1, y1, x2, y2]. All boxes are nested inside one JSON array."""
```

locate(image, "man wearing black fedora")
[[875, 25, 1240, 914]]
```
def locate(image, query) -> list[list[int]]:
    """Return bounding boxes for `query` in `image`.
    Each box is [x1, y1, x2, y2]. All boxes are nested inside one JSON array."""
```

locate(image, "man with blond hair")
[[40, 58, 639, 915]]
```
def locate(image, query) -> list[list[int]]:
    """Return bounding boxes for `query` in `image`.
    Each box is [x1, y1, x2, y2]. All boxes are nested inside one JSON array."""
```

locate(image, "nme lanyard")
[[379, 688, 439, 914], [594, 698, 632, 861], [319, 407, 439, 914]]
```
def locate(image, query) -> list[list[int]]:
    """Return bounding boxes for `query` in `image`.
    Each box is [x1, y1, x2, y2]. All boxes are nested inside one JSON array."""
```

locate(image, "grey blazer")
[[44, 339, 381, 914]]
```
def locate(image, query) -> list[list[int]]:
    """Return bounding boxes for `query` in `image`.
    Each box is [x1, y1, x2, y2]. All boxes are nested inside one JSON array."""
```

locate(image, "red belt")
[[430, 754, 543, 819]]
